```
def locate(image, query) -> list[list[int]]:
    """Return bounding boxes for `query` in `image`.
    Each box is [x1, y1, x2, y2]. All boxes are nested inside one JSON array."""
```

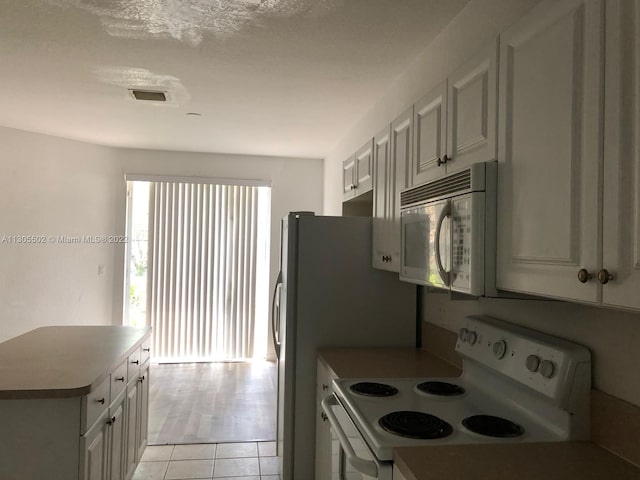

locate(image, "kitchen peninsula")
[[0, 325, 151, 480]]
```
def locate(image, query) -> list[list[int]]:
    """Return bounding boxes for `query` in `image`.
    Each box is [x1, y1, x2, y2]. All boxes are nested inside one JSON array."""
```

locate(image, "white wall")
[[321, 0, 640, 409], [0, 126, 324, 352], [0, 127, 120, 342]]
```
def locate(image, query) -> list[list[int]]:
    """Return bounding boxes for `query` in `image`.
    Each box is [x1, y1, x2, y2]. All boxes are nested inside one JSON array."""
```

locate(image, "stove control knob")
[[458, 328, 468, 342], [466, 331, 477, 346], [525, 355, 541, 372], [540, 360, 555, 379], [492, 340, 507, 359]]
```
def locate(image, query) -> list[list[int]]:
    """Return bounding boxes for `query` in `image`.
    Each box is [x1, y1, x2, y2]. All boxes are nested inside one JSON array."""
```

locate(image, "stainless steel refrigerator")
[[271, 212, 417, 480]]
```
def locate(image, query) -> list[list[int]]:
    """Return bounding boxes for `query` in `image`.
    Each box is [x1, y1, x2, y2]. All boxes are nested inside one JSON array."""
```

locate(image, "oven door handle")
[[434, 200, 451, 286], [321, 394, 379, 478]]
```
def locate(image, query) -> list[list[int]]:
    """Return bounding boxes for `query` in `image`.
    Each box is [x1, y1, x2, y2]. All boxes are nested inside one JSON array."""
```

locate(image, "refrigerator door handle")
[[271, 272, 283, 357]]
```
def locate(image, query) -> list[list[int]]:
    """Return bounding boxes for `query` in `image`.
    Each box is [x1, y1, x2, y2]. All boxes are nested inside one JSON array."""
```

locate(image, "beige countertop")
[[0, 325, 151, 399], [318, 346, 640, 479], [318, 347, 462, 379], [394, 443, 640, 479]]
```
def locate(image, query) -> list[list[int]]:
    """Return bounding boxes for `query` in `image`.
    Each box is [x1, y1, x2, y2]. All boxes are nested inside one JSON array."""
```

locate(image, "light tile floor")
[[134, 442, 280, 480]]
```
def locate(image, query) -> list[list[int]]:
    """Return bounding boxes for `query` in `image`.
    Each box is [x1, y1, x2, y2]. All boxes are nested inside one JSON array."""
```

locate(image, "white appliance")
[[322, 315, 591, 479], [399, 161, 497, 296], [272, 212, 417, 480]]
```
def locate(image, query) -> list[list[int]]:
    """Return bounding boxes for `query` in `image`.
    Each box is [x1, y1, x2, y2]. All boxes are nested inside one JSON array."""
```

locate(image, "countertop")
[[394, 443, 640, 479], [318, 346, 640, 479], [317, 347, 462, 379], [0, 325, 151, 399]]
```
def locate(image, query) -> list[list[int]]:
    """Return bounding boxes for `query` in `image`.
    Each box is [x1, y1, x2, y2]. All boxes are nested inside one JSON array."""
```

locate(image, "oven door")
[[399, 199, 451, 288], [321, 395, 392, 480]]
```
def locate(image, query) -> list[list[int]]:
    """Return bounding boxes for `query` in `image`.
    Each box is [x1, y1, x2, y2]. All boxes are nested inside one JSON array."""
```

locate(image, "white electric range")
[[321, 315, 592, 479]]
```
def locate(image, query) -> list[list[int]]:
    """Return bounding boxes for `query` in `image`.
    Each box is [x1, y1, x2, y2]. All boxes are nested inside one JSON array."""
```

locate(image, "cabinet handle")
[[443, 154, 450, 164], [577, 269, 594, 283], [322, 384, 328, 391], [115, 376, 125, 382], [437, 157, 443, 167], [107, 416, 116, 426], [139, 375, 146, 383], [321, 412, 328, 422], [96, 397, 105, 405], [598, 269, 614, 285], [131, 360, 139, 365], [143, 348, 150, 352]]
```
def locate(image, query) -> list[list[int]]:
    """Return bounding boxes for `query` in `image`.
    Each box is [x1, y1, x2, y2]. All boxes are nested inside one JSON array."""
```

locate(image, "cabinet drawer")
[[111, 359, 128, 403], [127, 347, 141, 382], [140, 337, 151, 364], [81, 375, 110, 434]]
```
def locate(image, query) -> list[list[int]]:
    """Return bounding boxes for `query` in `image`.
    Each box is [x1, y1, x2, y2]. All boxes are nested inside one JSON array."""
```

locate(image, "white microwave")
[[399, 162, 497, 296]]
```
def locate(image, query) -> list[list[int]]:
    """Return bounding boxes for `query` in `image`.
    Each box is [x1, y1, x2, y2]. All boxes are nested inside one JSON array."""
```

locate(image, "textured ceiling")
[[0, 0, 469, 158]]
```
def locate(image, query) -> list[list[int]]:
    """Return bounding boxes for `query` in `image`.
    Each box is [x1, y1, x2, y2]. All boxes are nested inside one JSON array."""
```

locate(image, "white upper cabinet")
[[447, 40, 498, 172], [602, 0, 640, 310], [372, 107, 412, 272], [342, 155, 356, 200], [372, 125, 393, 271], [496, 0, 604, 303], [343, 140, 374, 201], [355, 140, 374, 194], [389, 106, 413, 270], [412, 81, 447, 186], [411, 41, 497, 186]]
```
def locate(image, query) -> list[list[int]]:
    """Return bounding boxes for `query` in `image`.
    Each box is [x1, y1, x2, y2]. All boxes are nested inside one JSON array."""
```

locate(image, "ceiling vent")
[[129, 89, 167, 102]]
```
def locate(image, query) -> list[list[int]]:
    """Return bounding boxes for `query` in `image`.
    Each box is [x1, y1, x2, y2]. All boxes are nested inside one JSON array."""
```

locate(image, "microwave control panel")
[[451, 193, 485, 295]]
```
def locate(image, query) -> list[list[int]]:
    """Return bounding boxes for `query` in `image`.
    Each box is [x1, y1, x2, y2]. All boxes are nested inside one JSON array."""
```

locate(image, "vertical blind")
[[148, 182, 259, 361]]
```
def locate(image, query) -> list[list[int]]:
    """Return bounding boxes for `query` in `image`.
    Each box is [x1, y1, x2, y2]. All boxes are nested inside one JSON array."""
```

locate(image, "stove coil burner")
[[417, 381, 465, 396], [462, 415, 525, 438], [349, 382, 399, 397], [379, 411, 453, 439]]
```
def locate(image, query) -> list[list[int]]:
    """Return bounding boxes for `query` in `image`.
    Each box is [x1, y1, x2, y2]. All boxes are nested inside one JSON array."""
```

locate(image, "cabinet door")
[[372, 125, 392, 270], [412, 81, 447, 186], [354, 139, 374, 195], [136, 362, 150, 461], [108, 397, 125, 480], [124, 382, 139, 479], [389, 106, 413, 271], [342, 156, 356, 200], [602, 0, 640, 310], [447, 39, 498, 172], [496, 0, 604, 302], [80, 412, 109, 480], [315, 361, 334, 480]]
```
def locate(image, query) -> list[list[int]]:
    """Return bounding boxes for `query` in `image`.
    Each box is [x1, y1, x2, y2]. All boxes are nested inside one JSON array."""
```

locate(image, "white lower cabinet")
[[124, 378, 140, 479], [81, 411, 110, 480], [108, 392, 126, 480], [315, 360, 337, 480], [137, 360, 150, 461], [80, 355, 150, 480]]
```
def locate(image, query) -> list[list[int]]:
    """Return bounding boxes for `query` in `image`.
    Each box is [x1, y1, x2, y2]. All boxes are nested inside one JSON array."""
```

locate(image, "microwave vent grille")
[[401, 169, 471, 206]]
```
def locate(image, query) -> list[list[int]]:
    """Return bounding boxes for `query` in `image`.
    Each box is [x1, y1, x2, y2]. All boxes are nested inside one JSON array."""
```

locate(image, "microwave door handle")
[[321, 395, 379, 478], [434, 201, 451, 286]]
